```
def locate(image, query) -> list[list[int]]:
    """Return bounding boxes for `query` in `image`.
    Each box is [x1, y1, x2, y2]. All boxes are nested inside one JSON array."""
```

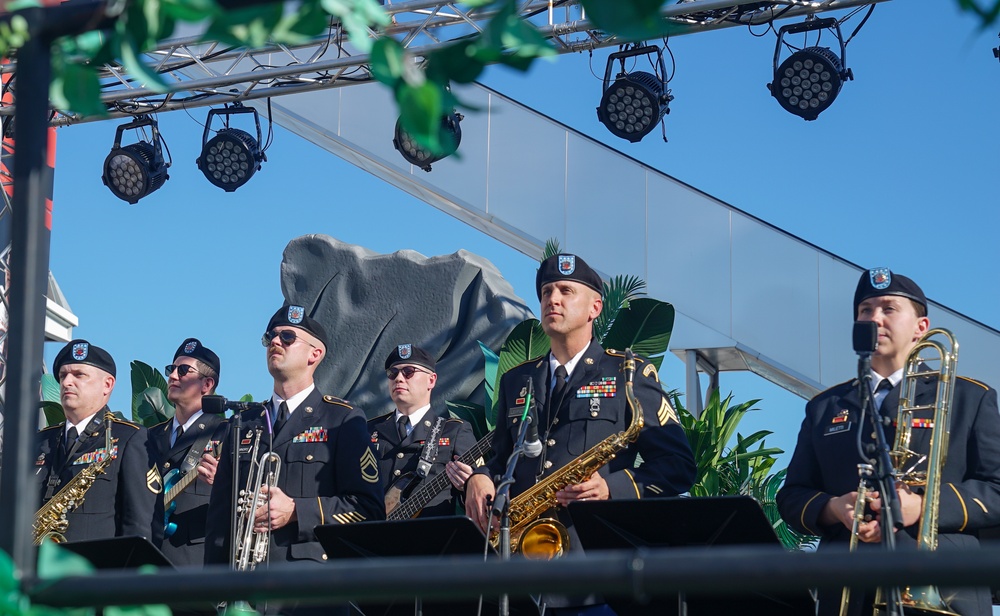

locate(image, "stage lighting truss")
[[768, 18, 852, 121], [393, 111, 463, 173], [197, 103, 267, 192], [597, 45, 674, 143], [101, 115, 171, 204]]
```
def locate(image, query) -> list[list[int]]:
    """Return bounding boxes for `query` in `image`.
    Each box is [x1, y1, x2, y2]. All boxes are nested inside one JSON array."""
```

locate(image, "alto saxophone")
[[33, 413, 115, 545], [491, 348, 646, 560]]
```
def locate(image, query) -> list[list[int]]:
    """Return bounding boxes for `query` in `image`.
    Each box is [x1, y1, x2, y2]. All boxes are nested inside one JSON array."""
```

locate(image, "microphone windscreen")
[[202, 395, 227, 415], [852, 321, 878, 354]]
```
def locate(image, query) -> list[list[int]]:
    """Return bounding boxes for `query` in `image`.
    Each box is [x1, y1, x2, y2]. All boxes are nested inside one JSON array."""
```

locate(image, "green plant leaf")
[[397, 81, 445, 153], [601, 298, 674, 362], [41, 401, 66, 427], [425, 41, 486, 85], [542, 238, 561, 261], [204, 2, 284, 48], [162, 0, 220, 22], [134, 386, 174, 427], [593, 274, 646, 342], [370, 36, 406, 87], [41, 373, 61, 403], [479, 341, 500, 411], [37, 542, 94, 580], [580, 0, 678, 41], [496, 319, 549, 382], [116, 29, 170, 93], [239, 393, 255, 402], [130, 361, 172, 420], [447, 400, 490, 440], [50, 62, 105, 118]]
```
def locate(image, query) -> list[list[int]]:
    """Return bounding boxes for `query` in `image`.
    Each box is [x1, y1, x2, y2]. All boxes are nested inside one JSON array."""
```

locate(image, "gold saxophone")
[[33, 414, 114, 545], [490, 348, 645, 560]]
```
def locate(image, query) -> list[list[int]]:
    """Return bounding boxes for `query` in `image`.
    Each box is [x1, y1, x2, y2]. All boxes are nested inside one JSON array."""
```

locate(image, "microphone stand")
[[857, 352, 904, 616], [228, 409, 243, 568], [491, 389, 534, 616]]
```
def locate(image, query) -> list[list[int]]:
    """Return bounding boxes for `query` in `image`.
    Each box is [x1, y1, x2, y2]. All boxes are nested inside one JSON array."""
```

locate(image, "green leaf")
[[601, 298, 674, 362], [397, 81, 445, 153], [50, 63, 105, 118], [239, 393, 255, 402], [37, 542, 94, 580], [478, 341, 500, 411], [542, 238, 561, 261], [134, 386, 174, 427], [580, 0, 676, 41], [130, 361, 172, 418], [425, 41, 486, 85], [447, 400, 490, 440], [162, 0, 220, 22], [496, 319, 549, 382], [116, 30, 170, 93], [593, 274, 646, 342], [106, 603, 172, 616], [41, 401, 66, 427], [204, 2, 284, 48], [370, 36, 407, 88], [41, 373, 61, 403]]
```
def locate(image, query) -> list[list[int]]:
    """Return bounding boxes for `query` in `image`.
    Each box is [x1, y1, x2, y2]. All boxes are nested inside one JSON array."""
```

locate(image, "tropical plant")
[[673, 388, 817, 550]]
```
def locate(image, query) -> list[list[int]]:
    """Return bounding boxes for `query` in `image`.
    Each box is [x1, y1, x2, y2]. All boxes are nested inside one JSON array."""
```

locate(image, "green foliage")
[[447, 400, 491, 440], [673, 389, 816, 550], [592, 274, 645, 342], [601, 298, 673, 370], [479, 341, 500, 412], [541, 239, 561, 261], [957, 0, 1000, 27], [130, 360, 174, 427]]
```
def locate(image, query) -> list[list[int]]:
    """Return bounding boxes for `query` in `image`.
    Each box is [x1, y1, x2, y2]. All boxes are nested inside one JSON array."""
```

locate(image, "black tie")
[[550, 365, 569, 413], [396, 415, 409, 441], [59, 426, 79, 467], [171, 424, 184, 447], [273, 401, 289, 435], [875, 379, 893, 411]]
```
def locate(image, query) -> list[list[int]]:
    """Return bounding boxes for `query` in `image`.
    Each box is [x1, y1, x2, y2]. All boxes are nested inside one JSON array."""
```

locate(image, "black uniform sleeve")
[[119, 425, 164, 546], [603, 366, 696, 499], [776, 399, 833, 537]]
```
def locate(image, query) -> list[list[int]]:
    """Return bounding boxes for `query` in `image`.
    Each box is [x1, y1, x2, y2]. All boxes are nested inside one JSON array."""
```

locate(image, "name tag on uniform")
[[824, 423, 851, 436]]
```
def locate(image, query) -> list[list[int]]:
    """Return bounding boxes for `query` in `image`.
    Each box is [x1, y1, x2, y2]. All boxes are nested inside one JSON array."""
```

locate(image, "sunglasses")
[[165, 364, 204, 378], [386, 366, 431, 380], [261, 329, 317, 348]]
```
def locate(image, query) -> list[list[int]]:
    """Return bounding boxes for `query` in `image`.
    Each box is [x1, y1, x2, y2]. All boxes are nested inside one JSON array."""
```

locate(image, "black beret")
[[385, 344, 436, 372], [266, 305, 328, 349], [53, 339, 116, 378], [535, 253, 603, 300], [853, 267, 927, 317], [173, 338, 221, 383]]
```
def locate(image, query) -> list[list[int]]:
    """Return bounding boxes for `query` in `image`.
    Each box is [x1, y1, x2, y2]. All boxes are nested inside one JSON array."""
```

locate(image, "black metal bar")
[[24, 546, 1000, 608], [0, 6, 54, 576]]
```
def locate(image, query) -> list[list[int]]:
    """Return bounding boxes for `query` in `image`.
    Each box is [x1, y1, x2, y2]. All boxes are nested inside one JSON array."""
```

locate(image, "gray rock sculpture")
[[279, 235, 534, 418]]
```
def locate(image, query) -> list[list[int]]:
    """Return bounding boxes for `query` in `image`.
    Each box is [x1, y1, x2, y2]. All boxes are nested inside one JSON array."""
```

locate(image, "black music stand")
[[569, 496, 814, 616], [59, 535, 173, 569], [316, 516, 534, 616]]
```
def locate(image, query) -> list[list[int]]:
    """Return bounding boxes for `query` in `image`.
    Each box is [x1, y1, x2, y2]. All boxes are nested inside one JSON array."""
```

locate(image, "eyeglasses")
[[386, 366, 431, 380], [261, 329, 317, 348], [165, 364, 204, 378]]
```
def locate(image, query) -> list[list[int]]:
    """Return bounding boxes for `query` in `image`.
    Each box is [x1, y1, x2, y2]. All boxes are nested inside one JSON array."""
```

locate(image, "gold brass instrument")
[[33, 413, 114, 544], [873, 328, 959, 616], [233, 429, 282, 571], [490, 348, 645, 560], [839, 463, 875, 616]]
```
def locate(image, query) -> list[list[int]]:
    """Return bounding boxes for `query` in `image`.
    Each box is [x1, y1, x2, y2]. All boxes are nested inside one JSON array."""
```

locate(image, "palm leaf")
[[600, 299, 674, 370], [479, 341, 500, 411], [41, 373, 61, 403], [496, 319, 549, 380], [593, 274, 646, 342], [41, 401, 65, 427], [134, 386, 174, 428], [130, 360, 173, 422], [541, 238, 561, 261]]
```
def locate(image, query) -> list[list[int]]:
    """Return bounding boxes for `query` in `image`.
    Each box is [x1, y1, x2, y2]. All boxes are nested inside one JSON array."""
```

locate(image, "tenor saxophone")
[[33, 413, 115, 545], [490, 348, 645, 560]]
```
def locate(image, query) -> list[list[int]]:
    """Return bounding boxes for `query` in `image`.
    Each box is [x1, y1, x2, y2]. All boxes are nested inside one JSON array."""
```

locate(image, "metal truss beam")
[[0, 0, 887, 124]]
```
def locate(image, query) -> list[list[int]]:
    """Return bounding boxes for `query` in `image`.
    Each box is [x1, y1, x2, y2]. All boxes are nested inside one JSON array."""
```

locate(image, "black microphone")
[[853, 321, 878, 355], [202, 395, 266, 414], [523, 378, 542, 459]]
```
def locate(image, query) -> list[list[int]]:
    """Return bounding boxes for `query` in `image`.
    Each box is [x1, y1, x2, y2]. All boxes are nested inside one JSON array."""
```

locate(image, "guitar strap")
[[415, 416, 446, 478], [179, 430, 215, 475]]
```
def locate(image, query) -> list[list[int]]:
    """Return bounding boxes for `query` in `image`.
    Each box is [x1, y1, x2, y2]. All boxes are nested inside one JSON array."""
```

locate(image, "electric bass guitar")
[[386, 431, 494, 520], [163, 443, 221, 537]]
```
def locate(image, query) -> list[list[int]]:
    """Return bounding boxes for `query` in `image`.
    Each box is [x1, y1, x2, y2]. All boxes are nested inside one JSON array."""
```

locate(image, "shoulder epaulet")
[[817, 379, 855, 397], [509, 355, 545, 371], [150, 418, 172, 430], [110, 417, 141, 430], [369, 411, 393, 423], [958, 375, 990, 391], [603, 349, 646, 363], [445, 417, 464, 424], [323, 394, 353, 409], [39, 423, 64, 432]]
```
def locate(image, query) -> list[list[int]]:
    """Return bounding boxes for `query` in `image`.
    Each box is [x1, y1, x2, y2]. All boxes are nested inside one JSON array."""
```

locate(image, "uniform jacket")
[[35, 408, 163, 546], [481, 340, 695, 503], [150, 412, 228, 567], [368, 408, 477, 518], [777, 373, 1000, 616], [205, 388, 385, 566]]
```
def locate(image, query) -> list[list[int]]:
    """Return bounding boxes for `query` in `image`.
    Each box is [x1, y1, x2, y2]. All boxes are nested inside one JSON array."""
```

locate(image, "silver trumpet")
[[233, 433, 282, 572]]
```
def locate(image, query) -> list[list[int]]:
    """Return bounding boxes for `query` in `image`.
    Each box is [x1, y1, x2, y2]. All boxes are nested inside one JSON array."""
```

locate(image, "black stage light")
[[597, 45, 673, 143], [197, 103, 266, 192], [768, 18, 852, 121], [102, 115, 170, 204], [393, 111, 463, 172]]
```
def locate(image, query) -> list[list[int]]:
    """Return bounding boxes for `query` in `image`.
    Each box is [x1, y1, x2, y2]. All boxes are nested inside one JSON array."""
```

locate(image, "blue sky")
[[43, 0, 1000, 466]]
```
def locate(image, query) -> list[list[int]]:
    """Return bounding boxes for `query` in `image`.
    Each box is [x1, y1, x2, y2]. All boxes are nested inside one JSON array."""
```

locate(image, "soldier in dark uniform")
[[205, 305, 385, 615], [466, 254, 696, 615], [368, 344, 477, 518], [777, 268, 1000, 616], [35, 340, 163, 545], [150, 338, 227, 568]]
